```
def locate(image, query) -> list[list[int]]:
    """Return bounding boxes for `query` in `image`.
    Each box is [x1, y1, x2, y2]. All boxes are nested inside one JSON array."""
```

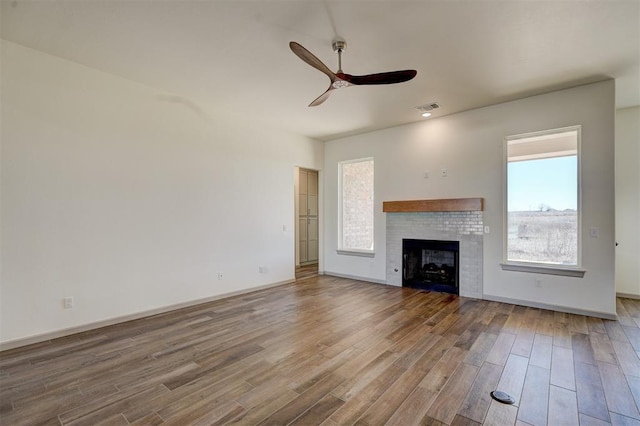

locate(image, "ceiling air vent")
[[417, 102, 440, 113], [417, 102, 440, 117]]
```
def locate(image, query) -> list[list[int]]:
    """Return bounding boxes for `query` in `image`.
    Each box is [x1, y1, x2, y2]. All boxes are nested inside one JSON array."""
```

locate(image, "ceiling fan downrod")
[[332, 39, 347, 73]]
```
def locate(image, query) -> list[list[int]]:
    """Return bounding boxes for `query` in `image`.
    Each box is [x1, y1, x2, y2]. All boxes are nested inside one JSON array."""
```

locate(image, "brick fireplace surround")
[[384, 198, 484, 299]]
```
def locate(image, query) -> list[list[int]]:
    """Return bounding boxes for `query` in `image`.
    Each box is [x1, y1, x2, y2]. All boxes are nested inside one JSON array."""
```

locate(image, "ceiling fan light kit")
[[289, 40, 417, 107]]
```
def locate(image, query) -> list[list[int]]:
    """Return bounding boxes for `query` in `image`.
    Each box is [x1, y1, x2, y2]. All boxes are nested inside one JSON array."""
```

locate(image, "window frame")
[[337, 157, 375, 257], [501, 125, 585, 277]]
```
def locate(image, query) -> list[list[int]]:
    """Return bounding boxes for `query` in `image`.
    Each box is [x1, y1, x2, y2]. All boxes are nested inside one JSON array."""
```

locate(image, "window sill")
[[500, 263, 586, 278], [337, 249, 375, 258]]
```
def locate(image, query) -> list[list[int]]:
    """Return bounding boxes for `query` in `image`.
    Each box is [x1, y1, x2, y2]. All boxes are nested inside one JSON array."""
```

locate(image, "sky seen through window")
[[508, 156, 577, 212]]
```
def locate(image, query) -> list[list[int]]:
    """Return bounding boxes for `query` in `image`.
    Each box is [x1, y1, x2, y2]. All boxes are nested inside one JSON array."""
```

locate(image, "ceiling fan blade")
[[290, 42, 338, 82], [308, 86, 335, 107], [339, 70, 417, 85]]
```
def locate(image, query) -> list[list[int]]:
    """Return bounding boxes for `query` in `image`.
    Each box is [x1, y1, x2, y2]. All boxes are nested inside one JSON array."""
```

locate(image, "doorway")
[[298, 168, 319, 267]]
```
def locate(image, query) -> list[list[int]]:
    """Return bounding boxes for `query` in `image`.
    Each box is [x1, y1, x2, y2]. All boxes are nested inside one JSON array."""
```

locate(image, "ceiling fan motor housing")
[[332, 39, 347, 53]]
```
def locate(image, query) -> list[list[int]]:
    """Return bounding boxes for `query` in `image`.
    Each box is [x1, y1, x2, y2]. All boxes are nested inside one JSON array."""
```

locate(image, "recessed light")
[[421, 112, 432, 118]]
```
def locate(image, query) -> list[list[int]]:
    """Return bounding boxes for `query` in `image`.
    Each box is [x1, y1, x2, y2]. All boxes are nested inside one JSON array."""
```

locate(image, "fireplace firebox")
[[402, 239, 459, 294]]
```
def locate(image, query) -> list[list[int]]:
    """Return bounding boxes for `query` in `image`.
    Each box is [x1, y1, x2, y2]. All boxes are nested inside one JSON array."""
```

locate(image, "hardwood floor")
[[1, 275, 639, 425], [295, 263, 319, 281]]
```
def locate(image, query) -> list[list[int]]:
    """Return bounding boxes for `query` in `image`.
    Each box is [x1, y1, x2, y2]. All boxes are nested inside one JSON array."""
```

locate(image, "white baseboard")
[[0, 279, 294, 352], [617, 292, 640, 300], [482, 294, 617, 320], [322, 271, 388, 285]]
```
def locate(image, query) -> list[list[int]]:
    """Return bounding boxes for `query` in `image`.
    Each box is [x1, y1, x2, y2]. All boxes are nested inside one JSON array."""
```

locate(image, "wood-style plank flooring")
[[295, 263, 319, 281], [1, 275, 639, 425]]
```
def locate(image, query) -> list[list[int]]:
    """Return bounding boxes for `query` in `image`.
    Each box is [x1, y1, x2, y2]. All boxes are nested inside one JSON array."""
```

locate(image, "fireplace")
[[385, 199, 484, 298], [402, 239, 459, 295]]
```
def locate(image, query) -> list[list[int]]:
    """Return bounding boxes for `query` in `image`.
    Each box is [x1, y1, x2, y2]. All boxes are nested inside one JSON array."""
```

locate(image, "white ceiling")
[[2, 0, 639, 141]]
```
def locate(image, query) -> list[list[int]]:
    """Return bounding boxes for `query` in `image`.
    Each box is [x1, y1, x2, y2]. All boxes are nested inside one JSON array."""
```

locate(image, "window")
[[504, 126, 581, 270], [339, 158, 374, 255]]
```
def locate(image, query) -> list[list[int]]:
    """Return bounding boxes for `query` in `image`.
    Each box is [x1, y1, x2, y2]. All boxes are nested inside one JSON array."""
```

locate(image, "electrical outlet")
[[441, 168, 448, 177], [259, 265, 268, 273], [217, 272, 223, 280], [590, 227, 599, 238], [423, 171, 430, 179], [63, 297, 74, 309]]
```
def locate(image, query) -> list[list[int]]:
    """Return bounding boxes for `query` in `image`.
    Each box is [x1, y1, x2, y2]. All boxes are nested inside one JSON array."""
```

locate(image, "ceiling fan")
[[289, 40, 417, 107]]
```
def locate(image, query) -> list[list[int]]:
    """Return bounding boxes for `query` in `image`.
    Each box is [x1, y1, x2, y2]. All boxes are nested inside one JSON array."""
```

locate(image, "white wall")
[[0, 41, 324, 345], [324, 81, 616, 317], [615, 106, 640, 297]]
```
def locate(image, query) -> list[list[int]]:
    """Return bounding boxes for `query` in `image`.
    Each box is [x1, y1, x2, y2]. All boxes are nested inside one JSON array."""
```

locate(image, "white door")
[[299, 169, 318, 264]]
